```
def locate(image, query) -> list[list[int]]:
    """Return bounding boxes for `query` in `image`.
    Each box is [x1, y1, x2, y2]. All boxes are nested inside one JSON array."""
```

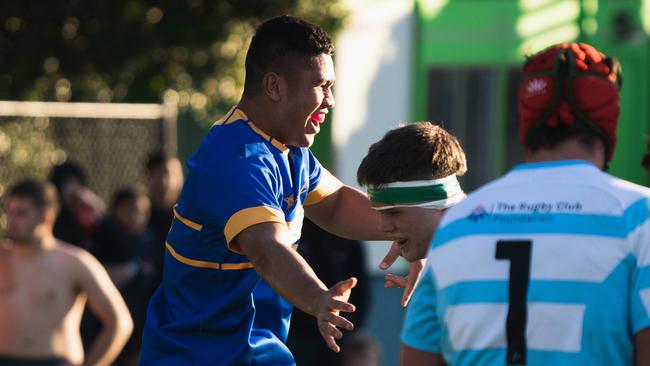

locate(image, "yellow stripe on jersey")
[[220, 262, 255, 270], [212, 106, 249, 126], [166, 241, 253, 270], [173, 206, 203, 231], [304, 168, 343, 206], [212, 106, 289, 153], [247, 122, 289, 152], [224, 206, 286, 252], [166, 241, 299, 271]]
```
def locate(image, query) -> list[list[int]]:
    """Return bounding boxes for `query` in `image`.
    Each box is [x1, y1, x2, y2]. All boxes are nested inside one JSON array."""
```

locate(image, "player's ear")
[[262, 72, 282, 102]]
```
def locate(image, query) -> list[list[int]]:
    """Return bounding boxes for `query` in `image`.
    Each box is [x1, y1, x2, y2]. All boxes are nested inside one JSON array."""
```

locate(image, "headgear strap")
[[518, 43, 622, 161]]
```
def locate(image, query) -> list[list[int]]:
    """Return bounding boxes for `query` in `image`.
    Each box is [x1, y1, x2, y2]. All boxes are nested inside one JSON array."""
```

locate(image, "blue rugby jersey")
[[402, 160, 650, 366], [139, 107, 341, 365]]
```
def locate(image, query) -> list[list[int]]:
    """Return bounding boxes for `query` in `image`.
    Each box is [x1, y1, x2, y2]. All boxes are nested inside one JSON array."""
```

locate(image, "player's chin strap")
[[368, 174, 466, 211]]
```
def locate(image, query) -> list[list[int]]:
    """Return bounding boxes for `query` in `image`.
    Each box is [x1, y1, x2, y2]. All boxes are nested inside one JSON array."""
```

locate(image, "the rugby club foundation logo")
[[467, 205, 488, 222]]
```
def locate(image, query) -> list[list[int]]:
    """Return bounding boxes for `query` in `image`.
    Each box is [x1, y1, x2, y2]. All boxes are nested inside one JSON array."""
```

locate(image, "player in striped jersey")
[[400, 43, 650, 366]]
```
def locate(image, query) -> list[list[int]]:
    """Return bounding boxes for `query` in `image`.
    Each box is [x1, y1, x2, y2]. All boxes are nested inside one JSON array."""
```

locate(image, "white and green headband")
[[368, 174, 465, 211]]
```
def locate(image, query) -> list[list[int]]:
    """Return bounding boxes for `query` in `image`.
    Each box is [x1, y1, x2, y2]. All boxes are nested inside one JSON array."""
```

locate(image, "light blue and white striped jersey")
[[402, 160, 650, 366]]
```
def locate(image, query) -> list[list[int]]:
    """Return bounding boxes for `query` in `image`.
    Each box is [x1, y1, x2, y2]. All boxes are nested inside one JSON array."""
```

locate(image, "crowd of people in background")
[[46, 152, 183, 366], [1, 150, 380, 366]]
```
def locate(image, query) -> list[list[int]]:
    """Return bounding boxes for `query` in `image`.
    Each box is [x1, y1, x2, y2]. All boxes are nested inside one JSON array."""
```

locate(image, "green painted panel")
[[587, 0, 649, 184], [414, 0, 650, 186]]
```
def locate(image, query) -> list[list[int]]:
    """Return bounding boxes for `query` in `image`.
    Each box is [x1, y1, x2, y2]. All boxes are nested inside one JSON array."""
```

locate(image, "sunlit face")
[[279, 53, 335, 147], [374, 205, 446, 261], [4, 197, 45, 244], [113, 196, 151, 236]]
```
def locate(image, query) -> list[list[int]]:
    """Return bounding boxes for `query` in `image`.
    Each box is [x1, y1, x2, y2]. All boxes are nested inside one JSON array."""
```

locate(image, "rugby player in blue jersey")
[[138, 15, 419, 366], [396, 43, 650, 366]]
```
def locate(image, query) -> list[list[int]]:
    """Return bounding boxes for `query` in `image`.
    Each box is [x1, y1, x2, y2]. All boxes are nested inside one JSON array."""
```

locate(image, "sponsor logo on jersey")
[[468, 205, 489, 222]]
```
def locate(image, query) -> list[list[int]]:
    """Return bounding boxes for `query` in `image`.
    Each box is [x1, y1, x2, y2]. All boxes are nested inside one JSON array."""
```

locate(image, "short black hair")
[[49, 159, 87, 193], [8, 179, 60, 216], [524, 117, 603, 156], [110, 186, 148, 211], [243, 15, 334, 96]]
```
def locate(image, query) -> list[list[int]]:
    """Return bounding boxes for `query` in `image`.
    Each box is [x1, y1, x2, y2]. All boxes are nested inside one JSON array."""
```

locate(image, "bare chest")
[[0, 255, 77, 319]]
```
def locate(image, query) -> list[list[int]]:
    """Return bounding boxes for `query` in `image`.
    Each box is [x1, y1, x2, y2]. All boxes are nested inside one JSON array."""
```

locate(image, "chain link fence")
[[0, 101, 177, 232]]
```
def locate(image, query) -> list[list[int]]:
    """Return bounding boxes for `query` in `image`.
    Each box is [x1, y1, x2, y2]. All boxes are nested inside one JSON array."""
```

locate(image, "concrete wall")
[[333, 0, 414, 275], [331, 2, 415, 364]]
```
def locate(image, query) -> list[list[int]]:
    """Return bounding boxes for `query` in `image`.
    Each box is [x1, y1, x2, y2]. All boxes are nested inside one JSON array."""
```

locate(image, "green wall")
[[414, 0, 650, 185]]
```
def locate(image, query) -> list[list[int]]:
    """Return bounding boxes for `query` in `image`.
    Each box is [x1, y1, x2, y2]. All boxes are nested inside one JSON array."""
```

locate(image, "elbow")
[[118, 312, 134, 340], [105, 308, 133, 341]]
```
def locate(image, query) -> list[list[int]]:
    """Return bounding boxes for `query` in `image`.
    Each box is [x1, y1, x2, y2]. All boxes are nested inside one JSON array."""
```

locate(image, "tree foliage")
[[0, 0, 347, 122]]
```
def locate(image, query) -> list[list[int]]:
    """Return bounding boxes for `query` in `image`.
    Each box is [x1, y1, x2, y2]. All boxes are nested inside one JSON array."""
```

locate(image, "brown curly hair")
[[357, 122, 467, 186]]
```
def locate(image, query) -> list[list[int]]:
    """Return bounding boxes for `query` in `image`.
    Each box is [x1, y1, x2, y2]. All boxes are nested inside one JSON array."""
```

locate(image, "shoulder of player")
[[605, 174, 650, 198], [192, 134, 279, 172], [49, 240, 101, 274], [436, 176, 516, 229]]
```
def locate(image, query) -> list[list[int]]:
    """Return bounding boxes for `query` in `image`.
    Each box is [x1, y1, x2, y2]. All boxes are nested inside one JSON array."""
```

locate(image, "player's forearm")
[[307, 185, 387, 241], [247, 236, 329, 316], [83, 313, 133, 366]]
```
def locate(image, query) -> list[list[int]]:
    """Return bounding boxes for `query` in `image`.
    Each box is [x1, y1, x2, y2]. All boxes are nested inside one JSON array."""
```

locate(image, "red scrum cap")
[[518, 43, 622, 161]]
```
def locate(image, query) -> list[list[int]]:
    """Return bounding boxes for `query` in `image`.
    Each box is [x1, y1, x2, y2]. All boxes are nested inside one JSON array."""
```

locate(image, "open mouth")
[[310, 111, 326, 126]]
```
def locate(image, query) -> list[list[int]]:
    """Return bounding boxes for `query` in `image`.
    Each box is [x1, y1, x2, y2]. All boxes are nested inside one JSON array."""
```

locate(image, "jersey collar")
[[216, 106, 289, 153], [512, 159, 596, 171]]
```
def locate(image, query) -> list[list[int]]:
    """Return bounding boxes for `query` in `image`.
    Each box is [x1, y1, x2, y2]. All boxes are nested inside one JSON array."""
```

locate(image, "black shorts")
[[0, 355, 66, 366]]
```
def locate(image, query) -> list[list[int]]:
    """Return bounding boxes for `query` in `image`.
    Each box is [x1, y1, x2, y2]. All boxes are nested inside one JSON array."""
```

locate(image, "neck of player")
[[524, 138, 606, 170]]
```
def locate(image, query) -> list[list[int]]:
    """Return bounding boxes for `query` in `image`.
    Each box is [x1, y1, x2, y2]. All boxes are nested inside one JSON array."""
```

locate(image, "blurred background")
[[1, 0, 649, 365]]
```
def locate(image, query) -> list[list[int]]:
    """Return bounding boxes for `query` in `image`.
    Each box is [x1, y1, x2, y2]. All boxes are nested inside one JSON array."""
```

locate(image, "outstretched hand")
[[379, 242, 425, 307], [315, 277, 357, 353], [384, 259, 425, 307]]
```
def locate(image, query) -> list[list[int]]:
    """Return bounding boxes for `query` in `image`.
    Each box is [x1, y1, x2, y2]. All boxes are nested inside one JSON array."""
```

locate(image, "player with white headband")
[[367, 174, 466, 211], [357, 122, 468, 265]]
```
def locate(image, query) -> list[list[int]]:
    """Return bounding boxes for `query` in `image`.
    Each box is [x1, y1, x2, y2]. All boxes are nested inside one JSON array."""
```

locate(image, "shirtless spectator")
[[0, 179, 133, 366]]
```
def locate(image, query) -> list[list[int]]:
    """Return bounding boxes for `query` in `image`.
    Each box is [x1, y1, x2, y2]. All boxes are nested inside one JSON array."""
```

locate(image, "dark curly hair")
[[357, 122, 467, 187]]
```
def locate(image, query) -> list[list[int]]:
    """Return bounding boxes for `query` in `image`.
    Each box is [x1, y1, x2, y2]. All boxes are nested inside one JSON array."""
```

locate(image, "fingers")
[[318, 311, 355, 353], [384, 274, 407, 288], [401, 259, 426, 307], [319, 323, 342, 353], [332, 277, 357, 295], [321, 311, 354, 331], [329, 298, 356, 313], [379, 241, 401, 270], [316, 277, 360, 353], [401, 280, 415, 307]]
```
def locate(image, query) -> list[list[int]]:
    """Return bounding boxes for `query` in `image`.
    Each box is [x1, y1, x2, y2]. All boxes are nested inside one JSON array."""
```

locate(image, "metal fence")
[[0, 101, 178, 206]]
